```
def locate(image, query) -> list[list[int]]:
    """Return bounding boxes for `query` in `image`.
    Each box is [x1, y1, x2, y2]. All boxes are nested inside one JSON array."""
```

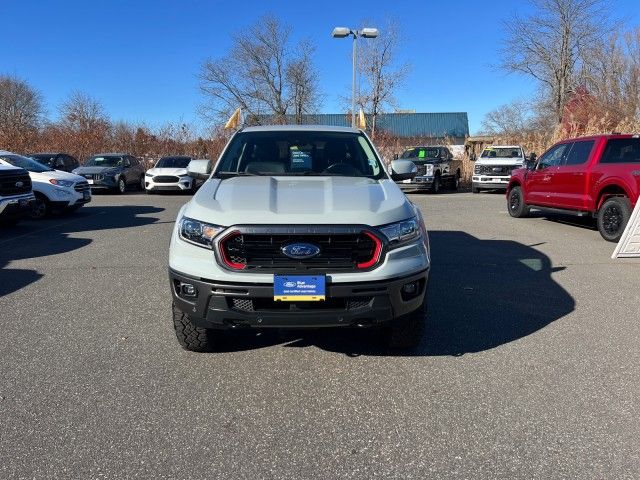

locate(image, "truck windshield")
[[401, 147, 439, 160], [214, 131, 385, 178], [481, 148, 522, 158]]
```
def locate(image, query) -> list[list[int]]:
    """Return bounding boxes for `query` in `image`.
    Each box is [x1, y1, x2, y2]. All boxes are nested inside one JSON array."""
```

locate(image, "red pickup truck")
[[507, 134, 640, 241]]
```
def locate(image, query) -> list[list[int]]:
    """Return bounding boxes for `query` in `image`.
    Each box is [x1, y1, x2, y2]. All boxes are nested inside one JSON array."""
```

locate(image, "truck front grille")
[[0, 169, 32, 196], [474, 165, 518, 176], [218, 230, 382, 273]]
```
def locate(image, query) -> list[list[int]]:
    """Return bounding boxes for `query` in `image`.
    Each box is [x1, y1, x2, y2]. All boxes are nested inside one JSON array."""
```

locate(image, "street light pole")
[[332, 26, 378, 129], [351, 33, 357, 128]]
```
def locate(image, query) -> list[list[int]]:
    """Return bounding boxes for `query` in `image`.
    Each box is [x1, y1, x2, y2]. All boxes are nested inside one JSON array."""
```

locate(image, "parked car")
[[0, 163, 35, 226], [507, 134, 640, 241], [145, 155, 197, 193], [472, 145, 526, 193], [73, 153, 145, 193], [395, 146, 461, 193], [169, 125, 430, 351], [29, 152, 79, 173], [0, 151, 91, 218]]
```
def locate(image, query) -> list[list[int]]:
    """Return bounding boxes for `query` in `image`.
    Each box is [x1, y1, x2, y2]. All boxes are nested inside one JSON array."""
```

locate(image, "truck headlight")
[[378, 217, 421, 247], [179, 217, 225, 248]]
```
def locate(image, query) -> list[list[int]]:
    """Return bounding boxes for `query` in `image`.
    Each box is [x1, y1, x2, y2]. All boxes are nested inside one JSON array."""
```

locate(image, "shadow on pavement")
[[0, 205, 164, 295], [209, 231, 575, 357]]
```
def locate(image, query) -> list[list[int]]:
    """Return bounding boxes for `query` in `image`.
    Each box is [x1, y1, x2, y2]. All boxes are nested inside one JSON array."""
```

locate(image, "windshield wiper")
[[215, 171, 256, 178]]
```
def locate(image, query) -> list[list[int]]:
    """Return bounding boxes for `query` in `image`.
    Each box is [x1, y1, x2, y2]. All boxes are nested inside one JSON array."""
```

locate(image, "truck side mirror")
[[390, 159, 417, 181], [187, 159, 212, 180]]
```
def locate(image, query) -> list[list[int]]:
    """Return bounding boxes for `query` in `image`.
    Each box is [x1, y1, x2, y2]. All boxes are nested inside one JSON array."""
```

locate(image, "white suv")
[[471, 145, 525, 193], [0, 151, 91, 218], [169, 125, 431, 351], [145, 155, 196, 193]]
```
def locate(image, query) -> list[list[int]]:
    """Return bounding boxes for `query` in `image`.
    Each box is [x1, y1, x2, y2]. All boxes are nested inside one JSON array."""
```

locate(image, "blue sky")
[[2, 0, 638, 134]]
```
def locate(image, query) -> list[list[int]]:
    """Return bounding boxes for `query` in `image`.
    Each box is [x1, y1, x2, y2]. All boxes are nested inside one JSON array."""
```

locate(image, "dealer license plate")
[[274, 275, 326, 301]]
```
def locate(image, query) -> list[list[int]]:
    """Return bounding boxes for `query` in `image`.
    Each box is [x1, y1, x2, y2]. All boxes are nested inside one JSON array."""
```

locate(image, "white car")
[[145, 156, 197, 193], [0, 151, 91, 218]]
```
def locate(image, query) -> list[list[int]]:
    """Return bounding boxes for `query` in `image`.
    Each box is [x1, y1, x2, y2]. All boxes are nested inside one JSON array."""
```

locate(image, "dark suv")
[[29, 153, 79, 173], [73, 153, 145, 193]]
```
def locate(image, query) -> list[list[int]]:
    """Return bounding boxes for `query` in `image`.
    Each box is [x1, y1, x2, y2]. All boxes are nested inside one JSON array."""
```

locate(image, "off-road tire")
[[597, 196, 631, 242], [172, 303, 215, 352], [507, 186, 530, 218], [451, 172, 460, 191], [387, 297, 426, 349]]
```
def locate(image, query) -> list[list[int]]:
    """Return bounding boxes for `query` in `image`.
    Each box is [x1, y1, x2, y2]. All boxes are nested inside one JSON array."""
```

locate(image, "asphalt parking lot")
[[1, 191, 639, 479]]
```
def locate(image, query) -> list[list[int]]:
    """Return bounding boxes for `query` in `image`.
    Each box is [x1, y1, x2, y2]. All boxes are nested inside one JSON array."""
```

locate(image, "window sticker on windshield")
[[290, 147, 312, 170], [418, 150, 426, 158]]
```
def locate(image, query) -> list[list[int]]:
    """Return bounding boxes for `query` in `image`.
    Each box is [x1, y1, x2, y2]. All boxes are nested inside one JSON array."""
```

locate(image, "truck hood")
[[183, 176, 415, 226], [475, 158, 524, 166], [146, 167, 188, 176]]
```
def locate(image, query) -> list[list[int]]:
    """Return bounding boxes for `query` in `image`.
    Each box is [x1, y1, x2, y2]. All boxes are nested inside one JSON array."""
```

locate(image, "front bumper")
[[146, 177, 193, 191], [170, 268, 429, 329], [472, 176, 510, 189], [0, 193, 36, 219], [84, 176, 118, 190], [398, 176, 434, 190]]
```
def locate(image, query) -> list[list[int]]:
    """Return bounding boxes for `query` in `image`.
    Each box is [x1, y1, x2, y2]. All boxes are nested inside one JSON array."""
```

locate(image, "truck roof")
[[241, 125, 361, 134]]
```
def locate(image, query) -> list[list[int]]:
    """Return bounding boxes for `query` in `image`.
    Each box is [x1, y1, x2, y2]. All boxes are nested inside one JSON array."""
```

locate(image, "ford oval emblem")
[[281, 242, 320, 259], [15, 181, 24, 188]]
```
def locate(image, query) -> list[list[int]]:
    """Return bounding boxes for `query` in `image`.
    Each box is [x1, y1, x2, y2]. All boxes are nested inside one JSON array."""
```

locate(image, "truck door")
[[552, 140, 595, 210], [525, 143, 569, 206]]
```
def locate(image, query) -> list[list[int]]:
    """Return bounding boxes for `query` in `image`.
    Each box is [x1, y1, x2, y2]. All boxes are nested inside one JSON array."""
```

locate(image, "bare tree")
[[500, 0, 611, 124], [58, 91, 111, 160], [199, 15, 322, 124], [583, 28, 640, 121], [0, 75, 43, 151], [354, 19, 410, 138], [481, 100, 536, 136], [286, 41, 322, 124]]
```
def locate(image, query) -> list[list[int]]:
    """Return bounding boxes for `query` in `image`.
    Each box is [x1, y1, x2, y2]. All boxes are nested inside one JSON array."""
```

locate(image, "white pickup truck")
[[471, 145, 526, 193], [168, 125, 431, 351]]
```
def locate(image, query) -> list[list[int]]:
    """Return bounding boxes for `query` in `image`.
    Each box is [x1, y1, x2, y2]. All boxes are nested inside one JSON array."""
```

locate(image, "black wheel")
[[30, 193, 50, 219], [117, 177, 127, 194], [431, 175, 441, 194], [472, 186, 480, 194], [172, 303, 216, 352], [386, 297, 426, 349], [597, 197, 631, 242], [507, 186, 530, 218], [451, 172, 460, 191]]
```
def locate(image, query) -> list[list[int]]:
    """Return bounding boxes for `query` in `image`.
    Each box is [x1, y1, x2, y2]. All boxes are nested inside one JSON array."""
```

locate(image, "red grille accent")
[[219, 231, 246, 270], [357, 231, 383, 269]]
